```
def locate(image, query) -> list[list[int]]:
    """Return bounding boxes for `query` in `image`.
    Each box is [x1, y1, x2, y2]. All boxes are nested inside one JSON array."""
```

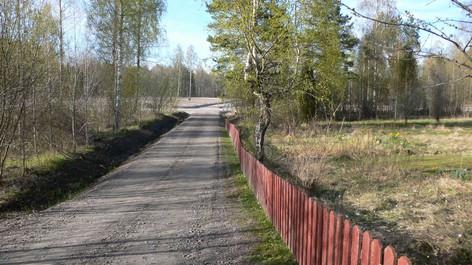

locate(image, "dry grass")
[[263, 118, 472, 264]]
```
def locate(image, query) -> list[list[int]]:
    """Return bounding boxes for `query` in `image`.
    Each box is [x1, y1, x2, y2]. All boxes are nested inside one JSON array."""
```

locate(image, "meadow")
[[242, 118, 472, 264]]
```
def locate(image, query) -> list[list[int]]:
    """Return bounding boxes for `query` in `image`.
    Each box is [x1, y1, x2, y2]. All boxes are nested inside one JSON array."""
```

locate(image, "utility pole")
[[188, 69, 192, 100], [177, 62, 181, 97]]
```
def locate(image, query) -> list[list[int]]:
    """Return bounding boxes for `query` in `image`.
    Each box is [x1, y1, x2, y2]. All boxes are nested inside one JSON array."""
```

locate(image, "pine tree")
[[297, 0, 357, 120], [393, 19, 420, 123]]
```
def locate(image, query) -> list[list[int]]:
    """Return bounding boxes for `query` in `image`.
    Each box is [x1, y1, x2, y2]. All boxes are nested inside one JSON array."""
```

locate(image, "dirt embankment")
[[0, 112, 189, 214]]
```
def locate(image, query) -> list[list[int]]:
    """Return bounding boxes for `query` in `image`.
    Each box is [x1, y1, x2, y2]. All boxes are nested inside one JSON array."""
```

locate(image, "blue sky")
[[152, 0, 212, 66], [64, 0, 467, 68], [156, 0, 466, 67], [342, 0, 466, 49]]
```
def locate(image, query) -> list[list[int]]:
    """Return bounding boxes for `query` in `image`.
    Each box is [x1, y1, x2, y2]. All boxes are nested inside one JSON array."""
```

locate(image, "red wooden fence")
[[226, 121, 412, 265]]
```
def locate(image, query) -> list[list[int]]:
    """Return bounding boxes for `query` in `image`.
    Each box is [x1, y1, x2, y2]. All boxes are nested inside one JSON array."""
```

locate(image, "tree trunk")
[[84, 59, 89, 146], [32, 84, 37, 155], [134, 16, 142, 122], [255, 93, 271, 161], [394, 98, 397, 120], [113, 0, 123, 131], [188, 70, 192, 99], [72, 66, 77, 152], [17, 0, 26, 176], [46, 43, 53, 150], [59, 0, 64, 103], [177, 63, 181, 97]]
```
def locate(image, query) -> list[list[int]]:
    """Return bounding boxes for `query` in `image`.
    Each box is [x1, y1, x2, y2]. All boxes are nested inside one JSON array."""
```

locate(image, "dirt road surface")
[[0, 98, 257, 265]]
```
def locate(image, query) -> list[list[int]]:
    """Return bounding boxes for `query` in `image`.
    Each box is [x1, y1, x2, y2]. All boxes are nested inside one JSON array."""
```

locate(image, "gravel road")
[[0, 98, 257, 265]]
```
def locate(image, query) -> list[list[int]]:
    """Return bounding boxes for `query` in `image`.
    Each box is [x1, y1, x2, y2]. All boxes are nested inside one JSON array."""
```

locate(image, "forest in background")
[[0, 0, 220, 176], [208, 0, 472, 160]]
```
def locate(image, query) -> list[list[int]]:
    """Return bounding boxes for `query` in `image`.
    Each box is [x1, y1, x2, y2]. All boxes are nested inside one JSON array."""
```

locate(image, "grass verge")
[[221, 130, 296, 265], [0, 112, 189, 215]]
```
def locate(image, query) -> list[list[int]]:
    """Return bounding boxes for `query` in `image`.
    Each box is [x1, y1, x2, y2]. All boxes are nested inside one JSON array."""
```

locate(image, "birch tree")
[[173, 45, 185, 97], [88, 0, 127, 130], [185, 45, 198, 99], [128, 0, 165, 120], [209, 0, 293, 161]]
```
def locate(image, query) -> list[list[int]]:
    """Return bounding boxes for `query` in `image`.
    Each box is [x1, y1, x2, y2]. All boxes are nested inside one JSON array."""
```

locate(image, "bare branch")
[[451, 0, 472, 15], [341, 2, 472, 68], [422, 74, 472, 89]]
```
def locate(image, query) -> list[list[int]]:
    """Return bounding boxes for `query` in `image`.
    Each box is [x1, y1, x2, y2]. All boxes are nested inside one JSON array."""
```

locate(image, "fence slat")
[[341, 220, 351, 265], [289, 184, 294, 252], [361, 231, 372, 265], [274, 177, 279, 233], [303, 197, 310, 265], [296, 189, 302, 261], [322, 207, 329, 265], [306, 198, 314, 265], [334, 215, 344, 265], [280, 179, 284, 241], [298, 190, 304, 263], [269, 171, 273, 229], [383, 246, 396, 265], [316, 202, 323, 265], [350, 225, 361, 265], [300, 193, 306, 265], [398, 256, 411, 265], [370, 239, 382, 265], [293, 189, 299, 260], [328, 211, 336, 265], [312, 200, 319, 265], [302, 193, 308, 264], [279, 178, 283, 237], [281, 179, 286, 243]]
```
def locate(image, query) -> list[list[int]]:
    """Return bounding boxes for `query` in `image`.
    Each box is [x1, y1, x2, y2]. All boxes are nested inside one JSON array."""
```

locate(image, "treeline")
[[171, 45, 222, 98], [208, 0, 472, 160], [345, 2, 472, 121], [0, 1, 219, 176]]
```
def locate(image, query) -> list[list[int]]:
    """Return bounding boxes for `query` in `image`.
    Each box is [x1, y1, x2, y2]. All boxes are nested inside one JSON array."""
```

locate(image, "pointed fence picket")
[[225, 121, 412, 265]]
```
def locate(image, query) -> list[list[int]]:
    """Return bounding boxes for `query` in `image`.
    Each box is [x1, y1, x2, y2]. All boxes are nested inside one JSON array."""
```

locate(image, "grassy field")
[[221, 130, 296, 265], [239, 117, 472, 265]]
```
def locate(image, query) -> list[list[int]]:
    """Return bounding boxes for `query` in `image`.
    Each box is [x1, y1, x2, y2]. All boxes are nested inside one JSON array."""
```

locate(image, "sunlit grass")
[[239, 117, 472, 264], [4, 147, 93, 173]]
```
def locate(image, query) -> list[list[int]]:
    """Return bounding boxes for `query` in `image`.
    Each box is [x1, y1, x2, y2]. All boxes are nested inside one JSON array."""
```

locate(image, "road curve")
[[0, 98, 256, 265]]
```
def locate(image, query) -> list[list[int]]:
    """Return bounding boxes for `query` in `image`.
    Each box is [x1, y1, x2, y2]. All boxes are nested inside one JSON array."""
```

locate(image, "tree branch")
[[341, 2, 472, 68]]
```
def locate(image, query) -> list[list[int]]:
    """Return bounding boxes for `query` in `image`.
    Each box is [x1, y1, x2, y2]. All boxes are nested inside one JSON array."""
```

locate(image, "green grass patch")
[[328, 117, 472, 128], [221, 130, 296, 265], [400, 154, 472, 171], [5, 148, 94, 172]]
